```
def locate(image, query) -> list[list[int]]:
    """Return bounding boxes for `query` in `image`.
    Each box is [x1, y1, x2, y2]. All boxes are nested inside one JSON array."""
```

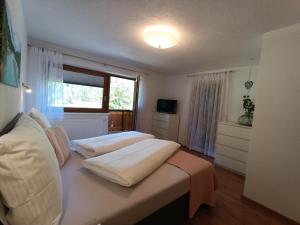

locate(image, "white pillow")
[[29, 108, 51, 129], [45, 125, 71, 168], [0, 114, 62, 225]]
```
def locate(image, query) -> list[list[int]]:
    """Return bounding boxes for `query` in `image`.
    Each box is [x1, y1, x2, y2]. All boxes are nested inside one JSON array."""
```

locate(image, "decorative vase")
[[238, 113, 253, 127]]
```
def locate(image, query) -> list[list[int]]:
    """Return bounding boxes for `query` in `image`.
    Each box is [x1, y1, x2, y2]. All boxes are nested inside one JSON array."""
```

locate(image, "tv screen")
[[157, 99, 177, 114]]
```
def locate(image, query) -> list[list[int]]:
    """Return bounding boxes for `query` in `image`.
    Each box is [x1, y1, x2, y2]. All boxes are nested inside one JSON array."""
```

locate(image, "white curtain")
[[186, 72, 230, 157], [26, 46, 64, 125], [136, 73, 149, 132]]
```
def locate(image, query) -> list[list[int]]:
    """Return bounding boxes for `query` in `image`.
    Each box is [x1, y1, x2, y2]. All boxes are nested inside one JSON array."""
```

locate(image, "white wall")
[[160, 66, 259, 145], [140, 73, 166, 133], [244, 23, 300, 223], [0, 0, 27, 130], [160, 74, 191, 145]]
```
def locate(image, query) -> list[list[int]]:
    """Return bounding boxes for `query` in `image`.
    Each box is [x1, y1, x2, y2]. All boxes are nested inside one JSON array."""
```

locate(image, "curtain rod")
[[186, 69, 236, 77], [27, 43, 139, 74]]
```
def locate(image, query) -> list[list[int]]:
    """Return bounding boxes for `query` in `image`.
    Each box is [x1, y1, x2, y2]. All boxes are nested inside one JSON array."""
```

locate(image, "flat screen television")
[[157, 99, 177, 114]]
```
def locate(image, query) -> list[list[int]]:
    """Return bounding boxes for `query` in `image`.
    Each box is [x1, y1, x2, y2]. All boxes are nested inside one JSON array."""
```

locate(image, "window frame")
[[63, 64, 111, 113]]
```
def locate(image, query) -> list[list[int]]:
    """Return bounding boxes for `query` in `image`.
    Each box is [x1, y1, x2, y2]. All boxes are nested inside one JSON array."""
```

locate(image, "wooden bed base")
[[135, 193, 189, 225]]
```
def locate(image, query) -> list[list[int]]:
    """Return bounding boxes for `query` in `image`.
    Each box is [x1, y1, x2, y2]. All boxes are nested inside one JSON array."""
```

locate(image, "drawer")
[[152, 119, 169, 129], [218, 123, 251, 140], [152, 113, 170, 122], [152, 126, 169, 137], [215, 154, 247, 175], [216, 134, 249, 152], [216, 144, 248, 163]]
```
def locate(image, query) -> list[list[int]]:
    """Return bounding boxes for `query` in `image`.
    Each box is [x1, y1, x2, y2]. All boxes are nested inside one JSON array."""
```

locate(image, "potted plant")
[[238, 95, 255, 126]]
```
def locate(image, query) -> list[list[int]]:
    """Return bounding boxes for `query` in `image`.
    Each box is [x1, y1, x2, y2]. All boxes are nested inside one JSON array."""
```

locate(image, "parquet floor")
[[183, 149, 298, 225]]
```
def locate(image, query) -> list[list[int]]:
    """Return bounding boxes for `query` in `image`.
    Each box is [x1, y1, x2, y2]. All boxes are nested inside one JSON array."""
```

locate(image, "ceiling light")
[[143, 25, 180, 49]]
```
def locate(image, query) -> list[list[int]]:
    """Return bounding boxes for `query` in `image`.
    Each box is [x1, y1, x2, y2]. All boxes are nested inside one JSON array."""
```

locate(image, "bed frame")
[[136, 194, 189, 225], [0, 194, 189, 225]]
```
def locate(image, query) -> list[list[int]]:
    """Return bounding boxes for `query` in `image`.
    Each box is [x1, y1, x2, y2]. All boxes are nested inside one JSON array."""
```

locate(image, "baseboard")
[[242, 195, 300, 225], [214, 163, 245, 177]]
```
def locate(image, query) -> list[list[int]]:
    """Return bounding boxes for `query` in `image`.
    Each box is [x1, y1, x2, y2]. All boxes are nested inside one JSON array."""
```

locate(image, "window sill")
[[109, 109, 134, 112], [64, 112, 109, 120]]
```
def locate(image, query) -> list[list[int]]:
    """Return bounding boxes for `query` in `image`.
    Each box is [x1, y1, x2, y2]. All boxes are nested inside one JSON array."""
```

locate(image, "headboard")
[[0, 113, 22, 136]]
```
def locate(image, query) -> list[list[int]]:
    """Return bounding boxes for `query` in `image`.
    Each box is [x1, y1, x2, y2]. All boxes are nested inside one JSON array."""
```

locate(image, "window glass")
[[62, 65, 108, 112], [63, 83, 103, 109], [109, 76, 135, 110]]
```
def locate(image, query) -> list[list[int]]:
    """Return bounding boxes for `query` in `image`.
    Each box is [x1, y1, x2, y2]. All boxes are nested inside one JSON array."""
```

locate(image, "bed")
[[0, 111, 215, 225], [60, 152, 190, 225]]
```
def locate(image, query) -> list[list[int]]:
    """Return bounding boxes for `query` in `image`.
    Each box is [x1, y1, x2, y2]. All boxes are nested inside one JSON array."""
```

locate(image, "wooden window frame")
[[63, 65, 111, 113]]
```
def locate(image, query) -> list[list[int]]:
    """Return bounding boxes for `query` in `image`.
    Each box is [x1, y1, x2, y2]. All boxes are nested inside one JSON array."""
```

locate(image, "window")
[[108, 76, 138, 132], [62, 65, 138, 117], [109, 76, 136, 111], [63, 65, 110, 113], [63, 83, 103, 109]]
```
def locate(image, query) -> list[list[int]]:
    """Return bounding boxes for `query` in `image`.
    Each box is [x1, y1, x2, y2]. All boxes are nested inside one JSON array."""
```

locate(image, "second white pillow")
[[28, 107, 51, 129]]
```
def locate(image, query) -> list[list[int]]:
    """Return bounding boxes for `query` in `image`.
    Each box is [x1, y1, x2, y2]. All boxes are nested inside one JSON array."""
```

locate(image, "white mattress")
[[60, 153, 189, 225]]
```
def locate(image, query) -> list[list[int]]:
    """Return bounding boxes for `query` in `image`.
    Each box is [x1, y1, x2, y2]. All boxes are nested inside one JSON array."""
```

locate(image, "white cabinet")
[[151, 113, 179, 142], [215, 122, 251, 175]]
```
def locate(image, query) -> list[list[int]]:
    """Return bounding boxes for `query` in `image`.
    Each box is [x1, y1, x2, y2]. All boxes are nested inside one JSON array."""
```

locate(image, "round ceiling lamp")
[[143, 25, 180, 49]]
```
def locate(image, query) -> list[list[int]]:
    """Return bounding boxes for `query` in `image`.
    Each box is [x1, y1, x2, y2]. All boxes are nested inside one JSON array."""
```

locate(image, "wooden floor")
[[183, 149, 298, 225]]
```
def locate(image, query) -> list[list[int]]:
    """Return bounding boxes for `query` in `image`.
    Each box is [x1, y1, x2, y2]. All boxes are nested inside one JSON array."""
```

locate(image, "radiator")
[[62, 113, 109, 140]]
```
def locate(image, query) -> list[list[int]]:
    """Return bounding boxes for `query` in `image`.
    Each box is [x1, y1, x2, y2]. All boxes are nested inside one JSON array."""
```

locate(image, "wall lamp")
[[22, 83, 32, 93]]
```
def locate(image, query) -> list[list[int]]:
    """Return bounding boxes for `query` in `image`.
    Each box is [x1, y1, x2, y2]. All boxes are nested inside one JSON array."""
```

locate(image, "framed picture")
[[0, 0, 21, 87]]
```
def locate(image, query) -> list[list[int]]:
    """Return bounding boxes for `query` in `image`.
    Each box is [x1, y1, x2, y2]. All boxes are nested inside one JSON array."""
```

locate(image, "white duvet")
[[70, 131, 155, 158], [82, 139, 180, 187]]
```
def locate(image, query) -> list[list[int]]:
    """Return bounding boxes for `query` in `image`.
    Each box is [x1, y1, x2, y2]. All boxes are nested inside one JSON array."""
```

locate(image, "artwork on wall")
[[0, 0, 21, 87]]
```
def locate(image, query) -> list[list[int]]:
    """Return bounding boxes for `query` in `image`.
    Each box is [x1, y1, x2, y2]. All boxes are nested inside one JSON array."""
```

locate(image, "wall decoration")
[[0, 0, 21, 87], [238, 95, 255, 126], [238, 59, 255, 126]]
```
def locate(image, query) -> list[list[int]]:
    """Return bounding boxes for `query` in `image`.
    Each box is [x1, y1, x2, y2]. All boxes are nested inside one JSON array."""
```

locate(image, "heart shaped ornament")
[[245, 81, 253, 90]]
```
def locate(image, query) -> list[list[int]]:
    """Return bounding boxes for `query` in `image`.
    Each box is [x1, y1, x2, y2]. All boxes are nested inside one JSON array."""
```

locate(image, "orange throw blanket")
[[167, 150, 217, 218]]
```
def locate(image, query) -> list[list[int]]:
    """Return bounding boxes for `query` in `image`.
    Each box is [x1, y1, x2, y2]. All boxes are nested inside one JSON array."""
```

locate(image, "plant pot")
[[238, 113, 253, 127]]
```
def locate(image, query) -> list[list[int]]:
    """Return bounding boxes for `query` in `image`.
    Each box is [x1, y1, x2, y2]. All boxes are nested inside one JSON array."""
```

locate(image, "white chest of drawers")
[[215, 122, 251, 175], [151, 113, 179, 142]]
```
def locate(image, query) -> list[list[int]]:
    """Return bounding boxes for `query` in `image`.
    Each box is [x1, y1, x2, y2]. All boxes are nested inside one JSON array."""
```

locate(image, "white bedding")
[[61, 152, 189, 225], [70, 131, 154, 158], [82, 139, 180, 187]]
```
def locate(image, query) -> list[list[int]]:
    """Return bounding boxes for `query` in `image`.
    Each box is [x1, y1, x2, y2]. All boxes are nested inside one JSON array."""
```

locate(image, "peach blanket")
[[167, 150, 217, 218]]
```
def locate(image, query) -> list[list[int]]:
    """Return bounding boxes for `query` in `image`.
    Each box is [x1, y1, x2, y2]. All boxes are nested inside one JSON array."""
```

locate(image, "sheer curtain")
[[136, 73, 149, 132], [26, 46, 64, 125], [186, 72, 230, 157]]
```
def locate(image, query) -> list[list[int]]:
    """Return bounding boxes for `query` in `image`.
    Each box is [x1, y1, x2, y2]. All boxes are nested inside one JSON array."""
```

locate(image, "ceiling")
[[22, 0, 300, 75]]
